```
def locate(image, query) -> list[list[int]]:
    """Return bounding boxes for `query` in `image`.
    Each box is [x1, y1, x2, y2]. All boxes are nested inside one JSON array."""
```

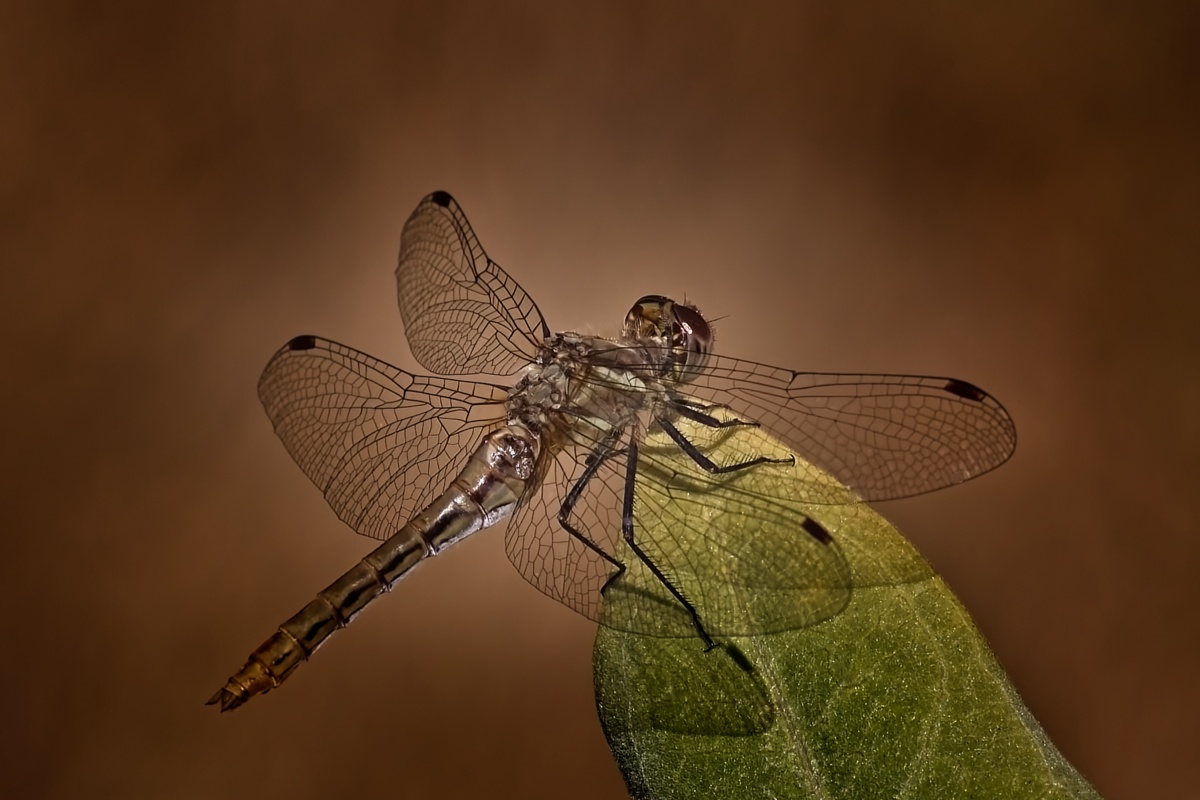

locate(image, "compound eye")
[[672, 303, 713, 376], [623, 295, 671, 339]]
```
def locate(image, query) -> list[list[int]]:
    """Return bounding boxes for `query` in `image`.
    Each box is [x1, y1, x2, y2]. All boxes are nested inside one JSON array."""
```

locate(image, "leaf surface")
[[594, 421, 1101, 800]]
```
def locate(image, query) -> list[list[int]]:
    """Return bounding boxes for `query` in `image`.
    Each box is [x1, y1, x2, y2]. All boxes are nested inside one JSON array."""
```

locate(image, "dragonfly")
[[209, 191, 1016, 711]]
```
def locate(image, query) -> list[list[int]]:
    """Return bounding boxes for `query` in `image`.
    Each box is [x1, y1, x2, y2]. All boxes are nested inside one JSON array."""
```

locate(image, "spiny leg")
[[612, 440, 717, 650], [556, 429, 627, 575], [658, 416, 794, 474], [669, 396, 755, 429]]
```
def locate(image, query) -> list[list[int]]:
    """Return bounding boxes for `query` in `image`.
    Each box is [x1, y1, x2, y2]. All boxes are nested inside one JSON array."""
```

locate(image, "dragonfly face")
[[622, 294, 714, 383], [210, 189, 1017, 710]]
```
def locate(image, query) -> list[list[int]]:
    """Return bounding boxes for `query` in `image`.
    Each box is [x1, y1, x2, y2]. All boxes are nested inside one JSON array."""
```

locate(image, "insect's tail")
[[207, 629, 298, 711], [207, 526, 430, 712], [206, 588, 353, 712]]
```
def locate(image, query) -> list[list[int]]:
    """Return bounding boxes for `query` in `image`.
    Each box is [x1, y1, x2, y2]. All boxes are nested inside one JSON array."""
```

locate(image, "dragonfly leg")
[[556, 430, 626, 573], [658, 416, 795, 474], [616, 441, 718, 651], [669, 396, 757, 429]]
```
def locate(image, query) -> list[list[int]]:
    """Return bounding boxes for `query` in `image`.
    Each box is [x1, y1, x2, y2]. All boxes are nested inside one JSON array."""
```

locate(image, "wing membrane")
[[396, 191, 550, 376], [503, 341, 1013, 634], [504, 413, 857, 637], [258, 335, 509, 540], [571, 348, 1016, 503], [682, 356, 1017, 501], [505, 437, 623, 626]]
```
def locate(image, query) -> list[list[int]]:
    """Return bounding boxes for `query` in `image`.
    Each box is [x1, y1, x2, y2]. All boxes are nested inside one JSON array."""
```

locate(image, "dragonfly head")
[[623, 295, 713, 383]]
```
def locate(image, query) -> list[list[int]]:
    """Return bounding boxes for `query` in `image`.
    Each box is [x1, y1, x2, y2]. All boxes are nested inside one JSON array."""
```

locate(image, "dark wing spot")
[[286, 334, 317, 351], [430, 190, 453, 207], [800, 517, 832, 545], [943, 378, 987, 402]]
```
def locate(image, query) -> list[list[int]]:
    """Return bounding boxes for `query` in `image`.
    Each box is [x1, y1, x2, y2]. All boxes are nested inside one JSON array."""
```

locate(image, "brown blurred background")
[[3, 2, 1197, 798]]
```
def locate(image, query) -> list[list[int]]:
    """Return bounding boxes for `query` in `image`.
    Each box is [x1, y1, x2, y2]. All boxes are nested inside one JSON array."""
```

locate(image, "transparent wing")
[[574, 349, 1016, 503], [620, 419, 858, 637], [396, 191, 550, 377], [258, 335, 509, 541], [679, 355, 1017, 501], [505, 435, 624, 627], [504, 346, 1011, 636], [504, 415, 855, 638]]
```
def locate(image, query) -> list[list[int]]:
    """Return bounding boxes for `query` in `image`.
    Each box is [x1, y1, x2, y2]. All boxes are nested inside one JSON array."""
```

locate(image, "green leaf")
[[593, 420, 1102, 800]]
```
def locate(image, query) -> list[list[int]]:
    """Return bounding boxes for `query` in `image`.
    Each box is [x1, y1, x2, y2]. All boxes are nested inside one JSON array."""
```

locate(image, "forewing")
[[396, 191, 550, 376], [679, 354, 1018, 502], [258, 335, 508, 540]]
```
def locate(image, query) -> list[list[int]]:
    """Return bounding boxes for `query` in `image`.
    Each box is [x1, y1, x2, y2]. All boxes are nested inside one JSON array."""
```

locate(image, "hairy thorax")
[[505, 333, 665, 455]]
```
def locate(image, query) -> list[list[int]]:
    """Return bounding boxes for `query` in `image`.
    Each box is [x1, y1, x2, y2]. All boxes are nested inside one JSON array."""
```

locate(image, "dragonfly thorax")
[[506, 333, 655, 454]]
